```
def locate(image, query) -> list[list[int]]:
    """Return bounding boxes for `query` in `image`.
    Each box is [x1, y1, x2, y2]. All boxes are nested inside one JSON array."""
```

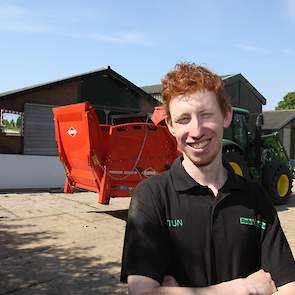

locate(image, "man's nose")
[[188, 117, 203, 138]]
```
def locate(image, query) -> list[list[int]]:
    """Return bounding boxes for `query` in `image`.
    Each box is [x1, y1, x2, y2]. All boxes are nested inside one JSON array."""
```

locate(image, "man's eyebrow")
[[199, 110, 213, 114]]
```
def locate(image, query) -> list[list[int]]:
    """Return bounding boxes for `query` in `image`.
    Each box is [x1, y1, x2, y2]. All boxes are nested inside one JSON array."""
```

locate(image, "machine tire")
[[223, 149, 250, 179], [262, 160, 292, 205]]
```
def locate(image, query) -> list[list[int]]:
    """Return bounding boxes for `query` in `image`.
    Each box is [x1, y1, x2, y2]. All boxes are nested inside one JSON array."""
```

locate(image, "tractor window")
[[232, 113, 248, 151]]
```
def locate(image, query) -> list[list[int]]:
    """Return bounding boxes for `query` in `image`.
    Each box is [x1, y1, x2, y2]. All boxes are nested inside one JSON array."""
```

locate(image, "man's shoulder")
[[234, 174, 275, 214], [129, 170, 172, 217], [236, 175, 262, 191], [239, 176, 270, 199]]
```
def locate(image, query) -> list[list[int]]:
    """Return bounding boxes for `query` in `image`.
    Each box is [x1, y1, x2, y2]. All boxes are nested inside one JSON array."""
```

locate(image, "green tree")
[[16, 116, 22, 128], [10, 119, 16, 128], [2, 119, 9, 127], [276, 92, 295, 110]]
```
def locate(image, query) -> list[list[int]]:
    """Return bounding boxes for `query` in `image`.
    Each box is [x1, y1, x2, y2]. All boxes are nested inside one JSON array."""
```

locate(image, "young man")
[[121, 62, 295, 294]]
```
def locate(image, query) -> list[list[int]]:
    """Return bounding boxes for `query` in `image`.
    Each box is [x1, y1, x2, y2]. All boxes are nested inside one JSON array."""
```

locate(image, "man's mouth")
[[188, 139, 210, 150]]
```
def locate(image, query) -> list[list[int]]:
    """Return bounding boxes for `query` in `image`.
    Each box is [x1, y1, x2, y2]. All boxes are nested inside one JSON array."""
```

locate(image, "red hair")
[[161, 62, 230, 117]]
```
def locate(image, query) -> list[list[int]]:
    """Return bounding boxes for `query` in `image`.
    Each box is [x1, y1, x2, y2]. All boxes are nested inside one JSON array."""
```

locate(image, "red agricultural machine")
[[53, 102, 177, 204], [53, 102, 294, 205]]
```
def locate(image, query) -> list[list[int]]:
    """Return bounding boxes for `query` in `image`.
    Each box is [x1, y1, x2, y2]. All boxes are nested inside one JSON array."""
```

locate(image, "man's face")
[[166, 90, 232, 167]]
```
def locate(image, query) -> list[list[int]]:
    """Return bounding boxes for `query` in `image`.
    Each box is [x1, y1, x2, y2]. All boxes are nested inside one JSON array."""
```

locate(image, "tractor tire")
[[223, 149, 250, 179], [262, 160, 292, 205]]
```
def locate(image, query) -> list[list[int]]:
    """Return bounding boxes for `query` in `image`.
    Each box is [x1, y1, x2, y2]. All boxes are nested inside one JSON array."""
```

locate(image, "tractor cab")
[[223, 107, 250, 153]]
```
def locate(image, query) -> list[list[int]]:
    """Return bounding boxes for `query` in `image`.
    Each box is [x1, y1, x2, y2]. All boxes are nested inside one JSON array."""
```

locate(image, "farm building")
[[0, 67, 157, 155], [262, 110, 295, 160]]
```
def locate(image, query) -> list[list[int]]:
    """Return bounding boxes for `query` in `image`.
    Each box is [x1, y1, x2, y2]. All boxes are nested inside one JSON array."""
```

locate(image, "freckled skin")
[[166, 90, 232, 167]]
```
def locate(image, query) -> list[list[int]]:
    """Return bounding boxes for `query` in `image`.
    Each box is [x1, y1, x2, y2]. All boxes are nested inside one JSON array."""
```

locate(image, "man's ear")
[[165, 117, 176, 136], [223, 105, 233, 128]]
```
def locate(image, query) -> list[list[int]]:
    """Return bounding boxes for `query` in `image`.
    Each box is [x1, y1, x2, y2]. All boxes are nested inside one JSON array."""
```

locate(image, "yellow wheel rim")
[[229, 162, 243, 176], [277, 174, 289, 197]]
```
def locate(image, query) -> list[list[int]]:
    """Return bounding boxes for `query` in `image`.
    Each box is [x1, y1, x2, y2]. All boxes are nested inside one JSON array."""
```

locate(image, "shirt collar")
[[170, 156, 248, 192]]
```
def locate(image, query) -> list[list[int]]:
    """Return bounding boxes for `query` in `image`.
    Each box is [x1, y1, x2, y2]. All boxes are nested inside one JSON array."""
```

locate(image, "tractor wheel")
[[223, 149, 250, 179], [262, 160, 292, 205]]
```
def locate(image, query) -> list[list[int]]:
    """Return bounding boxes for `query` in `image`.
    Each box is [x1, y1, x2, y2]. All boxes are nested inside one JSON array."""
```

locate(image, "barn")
[[0, 67, 157, 155]]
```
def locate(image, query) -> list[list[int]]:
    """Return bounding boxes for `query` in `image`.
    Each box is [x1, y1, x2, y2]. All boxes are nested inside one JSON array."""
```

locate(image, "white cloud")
[[0, 20, 60, 34], [0, 3, 29, 18], [88, 32, 145, 44], [0, 3, 60, 34], [236, 44, 267, 53], [0, 3, 146, 45]]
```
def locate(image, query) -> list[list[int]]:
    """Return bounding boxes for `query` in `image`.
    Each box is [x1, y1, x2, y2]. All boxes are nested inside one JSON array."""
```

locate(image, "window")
[[0, 109, 24, 136], [232, 113, 248, 151]]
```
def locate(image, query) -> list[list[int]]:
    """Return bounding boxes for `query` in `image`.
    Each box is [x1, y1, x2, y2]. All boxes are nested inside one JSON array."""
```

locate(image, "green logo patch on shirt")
[[240, 217, 267, 230], [167, 219, 183, 228]]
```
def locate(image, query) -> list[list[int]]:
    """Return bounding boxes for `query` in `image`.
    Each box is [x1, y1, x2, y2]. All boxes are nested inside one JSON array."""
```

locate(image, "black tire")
[[223, 149, 250, 179], [262, 160, 292, 205]]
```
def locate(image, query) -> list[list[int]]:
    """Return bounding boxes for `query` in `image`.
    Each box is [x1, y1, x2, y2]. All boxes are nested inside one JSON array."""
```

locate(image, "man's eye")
[[201, 113, 212, 118], [175, 117, 190, 124]]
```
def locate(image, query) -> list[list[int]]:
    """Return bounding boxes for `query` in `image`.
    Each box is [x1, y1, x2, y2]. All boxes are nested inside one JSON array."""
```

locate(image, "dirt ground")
[[0, 187, 295, 295]]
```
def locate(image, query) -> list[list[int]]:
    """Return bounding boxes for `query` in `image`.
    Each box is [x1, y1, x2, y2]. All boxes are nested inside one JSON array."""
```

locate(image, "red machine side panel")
[[53, 102, 108, 192], [53, 102, 178, 204]]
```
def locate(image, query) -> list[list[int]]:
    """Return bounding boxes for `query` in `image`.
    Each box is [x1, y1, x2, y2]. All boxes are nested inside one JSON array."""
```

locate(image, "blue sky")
[[2, 113, 19, 122], [0, 0, 294, 110]]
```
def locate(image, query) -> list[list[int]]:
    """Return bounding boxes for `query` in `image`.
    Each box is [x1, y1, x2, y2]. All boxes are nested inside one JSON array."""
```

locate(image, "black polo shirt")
[[121, 157, 295, 287]]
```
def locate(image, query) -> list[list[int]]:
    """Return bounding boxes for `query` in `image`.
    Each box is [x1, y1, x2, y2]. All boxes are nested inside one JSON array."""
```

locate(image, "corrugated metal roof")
[[262, 110, 295, 130], [0, 66, 152, 99], [0, 68, 106, 98]]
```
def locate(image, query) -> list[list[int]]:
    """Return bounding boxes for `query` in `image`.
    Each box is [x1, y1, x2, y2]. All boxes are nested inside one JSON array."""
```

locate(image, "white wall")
[[0, 154, 65, 189]]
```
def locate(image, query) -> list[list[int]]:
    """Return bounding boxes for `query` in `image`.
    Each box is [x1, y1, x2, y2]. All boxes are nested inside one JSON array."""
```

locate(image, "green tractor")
[[223, 107, 295, 205]]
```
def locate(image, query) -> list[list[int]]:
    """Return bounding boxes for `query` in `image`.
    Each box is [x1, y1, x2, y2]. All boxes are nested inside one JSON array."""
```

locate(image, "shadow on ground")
[[0, 222, 126, 295]]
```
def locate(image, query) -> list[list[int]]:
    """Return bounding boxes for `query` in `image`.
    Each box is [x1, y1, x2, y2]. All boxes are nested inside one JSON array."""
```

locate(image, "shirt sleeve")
[[120, 178, 171, 284], [258, 185, 295, 287]]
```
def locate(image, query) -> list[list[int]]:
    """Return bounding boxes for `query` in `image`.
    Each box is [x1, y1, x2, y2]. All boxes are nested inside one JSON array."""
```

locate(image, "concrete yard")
[[0, 188, 295, 294], [0, 192, 130, 295]]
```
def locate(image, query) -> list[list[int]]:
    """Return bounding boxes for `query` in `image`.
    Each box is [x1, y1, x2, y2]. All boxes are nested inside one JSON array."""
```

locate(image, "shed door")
[[24, 103, 58, 155]]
